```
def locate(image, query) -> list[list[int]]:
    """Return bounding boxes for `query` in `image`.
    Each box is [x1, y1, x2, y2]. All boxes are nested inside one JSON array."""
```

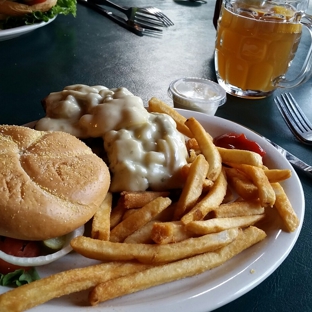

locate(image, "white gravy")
[[36, 84, 188, 192]]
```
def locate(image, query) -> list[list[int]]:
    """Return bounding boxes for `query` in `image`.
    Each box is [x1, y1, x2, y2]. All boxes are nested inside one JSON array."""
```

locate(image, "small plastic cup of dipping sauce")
[[168, 77, 226, 115]]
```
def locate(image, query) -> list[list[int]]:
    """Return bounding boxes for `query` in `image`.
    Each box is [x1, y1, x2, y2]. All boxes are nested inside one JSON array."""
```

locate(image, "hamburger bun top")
[[0, 125, 110, 240]]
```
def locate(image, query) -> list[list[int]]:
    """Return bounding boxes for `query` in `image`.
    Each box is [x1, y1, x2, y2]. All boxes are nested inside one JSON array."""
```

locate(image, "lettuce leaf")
[[0, 0, 77, 29], [0, 268, 40, 287]]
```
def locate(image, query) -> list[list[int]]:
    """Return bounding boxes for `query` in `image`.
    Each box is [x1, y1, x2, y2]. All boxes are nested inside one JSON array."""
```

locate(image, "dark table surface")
[[0, 1, 311, 311]]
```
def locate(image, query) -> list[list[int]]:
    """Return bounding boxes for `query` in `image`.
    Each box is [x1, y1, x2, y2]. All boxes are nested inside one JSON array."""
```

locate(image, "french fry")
[[180, 163, 192, 181], [109, 197, 172, 242], [187, 149, 199, 164], [151, 221, 193, 244], [217, 147, 263, 167], [71, 228, 239, 264], [222, 186, 234, 203], [185, 215, 265, 235], [186, 137, 200, 151], [185, 117, 222, 182], [91, 192, 112, 240], [148, 97, 193, 138], [180, 164, 214, 191], [88, 226, 266, 306], [123, 220, 157, 244], [225, 167, 259, 200], [119, 191, 170, 209], [202, 179, 215, 193], [227, 163, 276, 207], [263, 169, 292, 183], [124, 204, 177, 244], [122, 208, 139, 220], [0, 261, 152, 312], [174, 154, 209, 220], [181, 169, 227, 224], [214, 200, 264, 218], [110, 202, 127, 229], [272, 183, 299, 232]]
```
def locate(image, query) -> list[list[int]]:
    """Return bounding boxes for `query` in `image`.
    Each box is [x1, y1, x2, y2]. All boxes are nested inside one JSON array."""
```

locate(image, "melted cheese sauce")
[[36, 84, 188, 192]]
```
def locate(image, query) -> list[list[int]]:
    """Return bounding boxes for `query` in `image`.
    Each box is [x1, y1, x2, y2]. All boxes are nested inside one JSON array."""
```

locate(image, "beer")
[[215, 4, 302, 97]]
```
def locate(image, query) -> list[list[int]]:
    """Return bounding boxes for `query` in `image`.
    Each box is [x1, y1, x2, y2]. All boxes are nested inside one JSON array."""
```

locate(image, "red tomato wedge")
[[24, 0, 46, 5], [0, 237, 41, 274]]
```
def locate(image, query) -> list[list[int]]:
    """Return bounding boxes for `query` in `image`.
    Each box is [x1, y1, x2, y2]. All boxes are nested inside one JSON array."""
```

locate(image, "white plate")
[[0, 16, 56, 41], [0, 110, 305, 312]]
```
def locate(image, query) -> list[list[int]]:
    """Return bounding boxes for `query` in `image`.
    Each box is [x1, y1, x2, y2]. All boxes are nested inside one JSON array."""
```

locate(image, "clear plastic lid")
[[168, 77, 226, 115]]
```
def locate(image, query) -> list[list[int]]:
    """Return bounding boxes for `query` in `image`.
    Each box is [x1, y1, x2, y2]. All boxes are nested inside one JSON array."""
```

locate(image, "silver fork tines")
[[274, 92, 312, 144], [140, 7, 174, 27], [134, 13, 165, 28], [90, 0, 173, 28]]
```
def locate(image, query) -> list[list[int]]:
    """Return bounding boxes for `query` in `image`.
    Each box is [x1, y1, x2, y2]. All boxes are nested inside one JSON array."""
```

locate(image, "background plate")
[[0, 110, 305, 311], [0, 16, 56, 41]]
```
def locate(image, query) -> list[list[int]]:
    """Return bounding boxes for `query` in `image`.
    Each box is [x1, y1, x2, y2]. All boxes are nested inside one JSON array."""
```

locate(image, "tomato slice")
[[214, 132, 266, 157], [23, 0, 46, 5], [0, 237, 41, 274]]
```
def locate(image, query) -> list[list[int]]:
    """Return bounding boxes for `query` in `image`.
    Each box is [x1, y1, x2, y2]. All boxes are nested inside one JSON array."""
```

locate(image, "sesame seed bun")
[[0, 125, 110, 240]]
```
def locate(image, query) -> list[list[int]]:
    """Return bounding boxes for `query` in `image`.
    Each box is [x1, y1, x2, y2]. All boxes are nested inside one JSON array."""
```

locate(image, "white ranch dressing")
[[36, 84, 188, 192]]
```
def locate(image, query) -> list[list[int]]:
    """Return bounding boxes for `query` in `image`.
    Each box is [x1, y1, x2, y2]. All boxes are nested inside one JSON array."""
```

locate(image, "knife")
[[263, 137, 312, 178], [77, 0, 162, 34], [77, 0, 140, 34]]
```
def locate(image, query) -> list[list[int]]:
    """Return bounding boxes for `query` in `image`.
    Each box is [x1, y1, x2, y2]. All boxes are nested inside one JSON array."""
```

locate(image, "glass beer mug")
[[214, 0, 312, 99]]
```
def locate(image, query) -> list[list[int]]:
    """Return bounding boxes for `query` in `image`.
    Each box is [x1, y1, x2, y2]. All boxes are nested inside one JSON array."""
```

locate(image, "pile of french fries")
[[0, 98, 299, 312]]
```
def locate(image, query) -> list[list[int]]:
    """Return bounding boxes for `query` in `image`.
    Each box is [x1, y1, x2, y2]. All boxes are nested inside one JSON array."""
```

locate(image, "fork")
[[78, 0, 162, 36], [89, 0, 174, 27], [274, 92, 312, 145], [140, 7, 174, 27]]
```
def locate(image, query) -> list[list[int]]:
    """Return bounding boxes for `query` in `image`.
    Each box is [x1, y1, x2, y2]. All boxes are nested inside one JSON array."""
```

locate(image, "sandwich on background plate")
[[0, 0, 76, 29]]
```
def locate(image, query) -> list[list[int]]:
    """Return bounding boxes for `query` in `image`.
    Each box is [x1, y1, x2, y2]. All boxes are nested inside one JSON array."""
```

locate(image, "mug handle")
[[274, 14, 312, 89], [213, 0, 222, 30]]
